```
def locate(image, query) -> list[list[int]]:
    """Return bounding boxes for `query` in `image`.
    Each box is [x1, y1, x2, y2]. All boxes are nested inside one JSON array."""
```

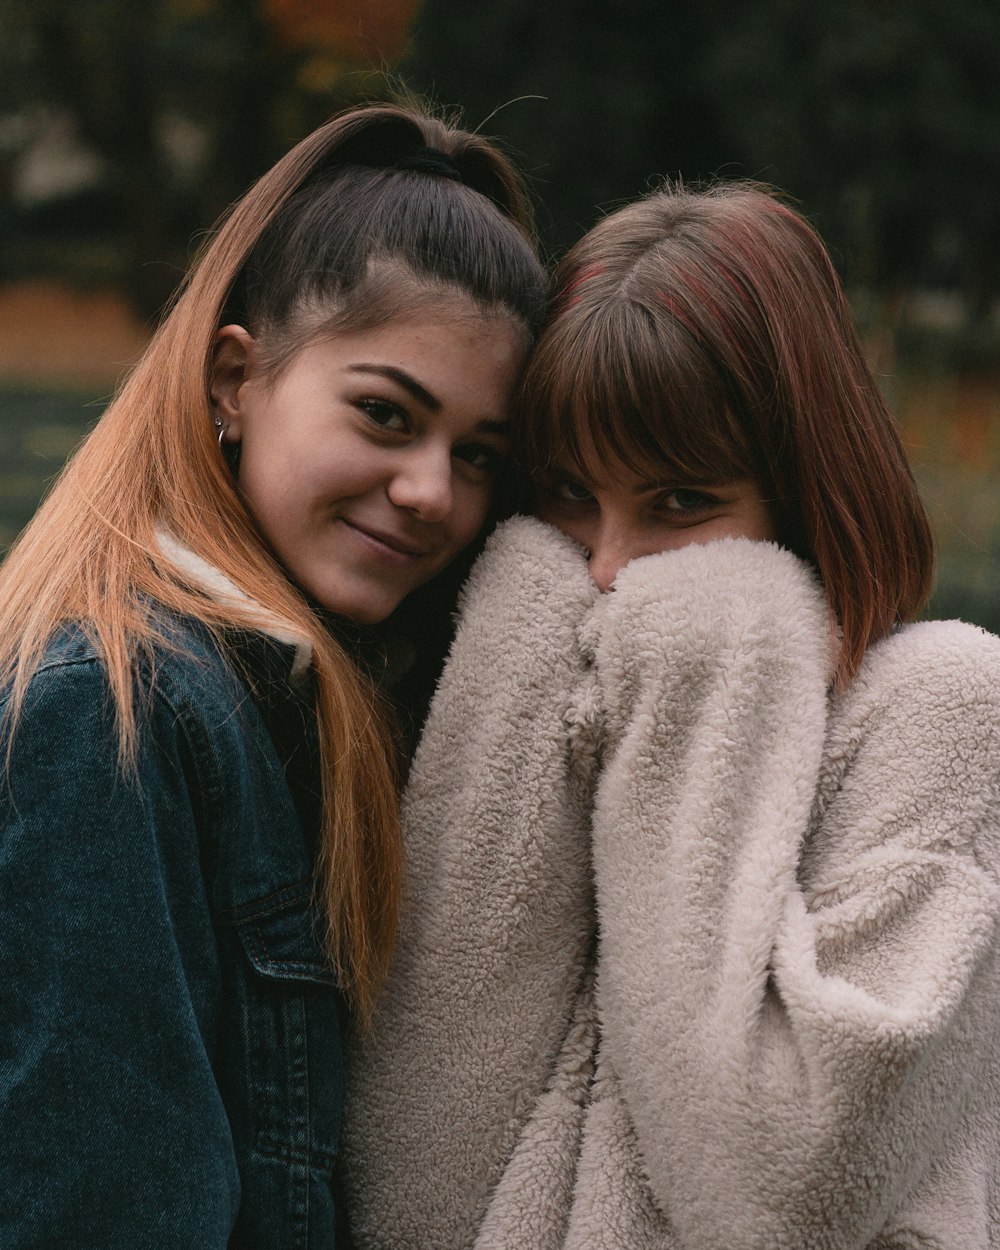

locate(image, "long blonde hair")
[[0, 104, 546, 1020]]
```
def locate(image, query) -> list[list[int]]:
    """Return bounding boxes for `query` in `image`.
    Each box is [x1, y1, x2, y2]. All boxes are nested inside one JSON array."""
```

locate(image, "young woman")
[[342, 184, 1000, 1248], [0, 104, 547, 1247]]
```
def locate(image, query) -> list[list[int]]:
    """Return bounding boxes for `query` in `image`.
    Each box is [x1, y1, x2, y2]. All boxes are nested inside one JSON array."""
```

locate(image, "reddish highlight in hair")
[[554, 262, 606, 312], [655, 291, 706, 343], [519, 181, 934, 685]]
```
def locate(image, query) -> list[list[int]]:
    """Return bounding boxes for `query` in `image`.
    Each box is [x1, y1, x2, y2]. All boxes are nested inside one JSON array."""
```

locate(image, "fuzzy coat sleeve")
[[340, 517, 599, 1250], [589, 538, 1000, 1249]]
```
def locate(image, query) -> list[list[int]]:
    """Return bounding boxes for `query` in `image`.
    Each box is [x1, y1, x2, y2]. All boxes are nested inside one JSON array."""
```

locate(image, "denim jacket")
[[0, 613, 347, 1249]]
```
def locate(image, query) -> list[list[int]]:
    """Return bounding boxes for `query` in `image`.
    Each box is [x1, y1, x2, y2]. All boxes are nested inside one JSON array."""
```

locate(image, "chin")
[[343, 605, 395, 626], [302, 561, 426, 623], [314, 588, 403, 626]]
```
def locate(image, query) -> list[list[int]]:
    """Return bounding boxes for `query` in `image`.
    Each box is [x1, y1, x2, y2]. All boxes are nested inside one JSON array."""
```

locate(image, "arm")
[[589, 538, 1000, 1249], [342, 516, 599, 1250], [0, 656, 239, 1248]]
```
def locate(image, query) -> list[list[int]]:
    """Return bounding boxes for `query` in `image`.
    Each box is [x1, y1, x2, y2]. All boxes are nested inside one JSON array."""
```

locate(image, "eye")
[[658, 487, 721, 516], [357, 398, 408, 432], [542, 476, 594, 504], [453, 442, 507, 474]]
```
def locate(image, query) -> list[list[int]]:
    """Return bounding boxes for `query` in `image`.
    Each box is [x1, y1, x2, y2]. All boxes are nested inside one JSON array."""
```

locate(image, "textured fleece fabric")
[[342, 516, 1000, 1250]]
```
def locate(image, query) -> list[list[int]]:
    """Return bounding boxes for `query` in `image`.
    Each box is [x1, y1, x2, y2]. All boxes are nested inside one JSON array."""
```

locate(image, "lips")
[[340, 518, 432, 558]]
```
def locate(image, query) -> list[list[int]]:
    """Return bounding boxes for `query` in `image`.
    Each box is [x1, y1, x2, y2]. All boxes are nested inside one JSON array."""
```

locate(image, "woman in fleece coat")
[[340, 183, 1000, 1250]]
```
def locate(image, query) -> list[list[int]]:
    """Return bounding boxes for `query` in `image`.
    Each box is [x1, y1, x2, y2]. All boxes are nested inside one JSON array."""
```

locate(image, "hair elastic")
[[395, 147, 463, 183]]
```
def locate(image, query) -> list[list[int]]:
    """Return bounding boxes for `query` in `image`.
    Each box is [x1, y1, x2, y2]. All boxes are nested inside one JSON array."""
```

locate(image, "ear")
[[210, 325, 255, 443]]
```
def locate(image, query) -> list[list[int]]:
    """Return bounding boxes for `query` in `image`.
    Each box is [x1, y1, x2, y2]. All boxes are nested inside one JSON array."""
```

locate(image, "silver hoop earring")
[[213, 415, 228, 449]]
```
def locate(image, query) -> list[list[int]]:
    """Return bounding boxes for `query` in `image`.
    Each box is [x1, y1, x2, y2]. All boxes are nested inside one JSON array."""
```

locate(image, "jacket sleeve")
[[587, 537, 1000, 1249], [0, 657, 239, 1247], [341, 516, 600, 1250]]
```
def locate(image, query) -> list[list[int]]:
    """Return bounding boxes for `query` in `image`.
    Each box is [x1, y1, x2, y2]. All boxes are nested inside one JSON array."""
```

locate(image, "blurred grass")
[[893, 369, 1000, 633], [0, 386, 101, 551], [0, 367, 997, 634]]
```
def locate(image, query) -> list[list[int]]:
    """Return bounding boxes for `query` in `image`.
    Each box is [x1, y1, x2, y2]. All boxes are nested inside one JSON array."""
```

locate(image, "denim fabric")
[[0, 619, 346, 1248]]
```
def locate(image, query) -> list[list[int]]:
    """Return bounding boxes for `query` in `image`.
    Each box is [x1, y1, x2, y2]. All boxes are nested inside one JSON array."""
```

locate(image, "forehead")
[[299, 287, 524, 364], [311, 305, 528, 423], [290, 261, 529, 343]]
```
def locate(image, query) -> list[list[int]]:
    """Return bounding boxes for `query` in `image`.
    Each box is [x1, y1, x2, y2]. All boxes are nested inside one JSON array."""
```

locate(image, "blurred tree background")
[[0, 0, 997, 624]]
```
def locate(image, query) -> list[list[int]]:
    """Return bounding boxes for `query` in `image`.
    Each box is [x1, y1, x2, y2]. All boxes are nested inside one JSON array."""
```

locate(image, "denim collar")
[[155, 529, 312, 681]]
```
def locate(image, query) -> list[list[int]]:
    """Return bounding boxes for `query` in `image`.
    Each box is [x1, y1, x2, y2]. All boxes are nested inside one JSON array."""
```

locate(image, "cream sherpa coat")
[[342, 517, 1000, 1250]]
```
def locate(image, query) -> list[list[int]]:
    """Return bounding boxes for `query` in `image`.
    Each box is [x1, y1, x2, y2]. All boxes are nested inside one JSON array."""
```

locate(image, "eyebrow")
[[631, 477, 741, 495], [347, 364, 511, 435], [348, 364, 440, 411], [565, 466, 733, 494], [566, 465, 676, 491]]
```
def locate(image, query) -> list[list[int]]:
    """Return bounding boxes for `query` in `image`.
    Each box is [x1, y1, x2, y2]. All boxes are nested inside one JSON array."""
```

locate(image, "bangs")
[[518, 298, 758, 487]]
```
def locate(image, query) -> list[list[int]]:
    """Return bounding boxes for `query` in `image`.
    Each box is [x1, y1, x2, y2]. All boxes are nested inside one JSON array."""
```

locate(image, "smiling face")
[[211, 296, 528, 622], [535, 459, 775, 591]]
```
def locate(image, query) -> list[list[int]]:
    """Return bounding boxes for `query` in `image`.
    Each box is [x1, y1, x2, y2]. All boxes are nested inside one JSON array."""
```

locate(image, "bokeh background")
[[0, 0, 997, 628]]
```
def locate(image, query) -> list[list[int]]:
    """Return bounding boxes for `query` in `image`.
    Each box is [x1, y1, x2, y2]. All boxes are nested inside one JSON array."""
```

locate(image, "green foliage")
[[404, 0, 1000, 323], [0, 387, 99, 551], [4, 0, 1000, 325], [0, 0, 388, 318], [402, 0, 722, 257], [706, 0, 1000, 308], [895, 368, 1000, 633]]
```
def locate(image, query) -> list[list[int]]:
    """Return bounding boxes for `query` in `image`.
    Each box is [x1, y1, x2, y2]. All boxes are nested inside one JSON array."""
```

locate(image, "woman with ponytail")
[[0, 103, 546, 1247]]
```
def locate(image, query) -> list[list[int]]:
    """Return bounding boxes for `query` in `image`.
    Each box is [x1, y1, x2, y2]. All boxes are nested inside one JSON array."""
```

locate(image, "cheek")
[[535, 502, 591, 548], [747, 506, 778, 544], [446, 481, 493, 552], [236, 462, 307, 544]]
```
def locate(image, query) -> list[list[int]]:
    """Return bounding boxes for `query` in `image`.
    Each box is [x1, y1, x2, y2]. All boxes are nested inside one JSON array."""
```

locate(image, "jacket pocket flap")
[[234, 885, 337, 986]]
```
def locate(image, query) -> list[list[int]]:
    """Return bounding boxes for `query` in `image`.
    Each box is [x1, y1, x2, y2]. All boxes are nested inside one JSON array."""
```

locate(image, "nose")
[[586, 532, 634, 592], [387, 446, 454, 523]]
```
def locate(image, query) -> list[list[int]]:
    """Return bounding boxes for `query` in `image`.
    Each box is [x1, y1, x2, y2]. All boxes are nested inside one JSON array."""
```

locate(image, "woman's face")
[[212, 298, 527, 622], [535, 457, 776, 591]]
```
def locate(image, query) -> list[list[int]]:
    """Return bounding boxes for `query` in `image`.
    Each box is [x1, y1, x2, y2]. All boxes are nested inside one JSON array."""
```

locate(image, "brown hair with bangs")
[[519, 182, 934, 685], [0, 103, 547, 1022]]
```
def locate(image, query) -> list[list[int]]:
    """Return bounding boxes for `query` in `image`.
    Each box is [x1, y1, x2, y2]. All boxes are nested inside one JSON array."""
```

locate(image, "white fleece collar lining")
[[155, 529, 312, 680]]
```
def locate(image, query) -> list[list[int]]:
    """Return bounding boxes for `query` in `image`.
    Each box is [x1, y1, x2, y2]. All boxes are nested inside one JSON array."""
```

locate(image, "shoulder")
[[849, 618, 1000, 725], [872, 615, 1000, 671], [822, 620, 1000, 852], [1, 621, 266, 872], [9, 618, 253, 761], [794, 619, 1000, 910]]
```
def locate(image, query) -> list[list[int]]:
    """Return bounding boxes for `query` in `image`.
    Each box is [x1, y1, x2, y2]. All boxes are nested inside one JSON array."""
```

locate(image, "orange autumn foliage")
[[263, 0, 419, 62]]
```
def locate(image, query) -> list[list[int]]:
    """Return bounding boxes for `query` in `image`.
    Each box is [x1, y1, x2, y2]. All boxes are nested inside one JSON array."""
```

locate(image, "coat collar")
[[154, 528, 312, 681]]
